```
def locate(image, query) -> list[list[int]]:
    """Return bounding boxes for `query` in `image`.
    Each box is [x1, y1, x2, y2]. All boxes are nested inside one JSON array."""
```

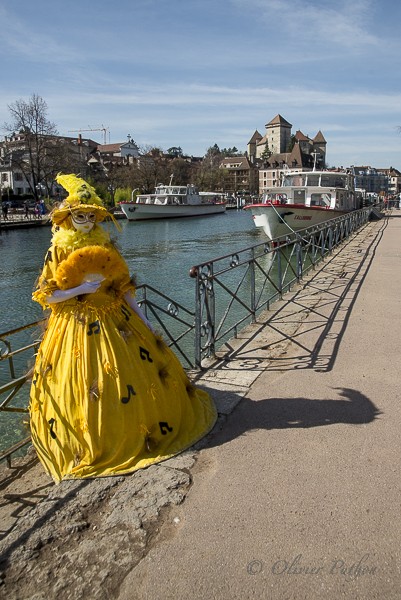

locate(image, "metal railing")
[[190, 206, 373, 367], [0, 320, 45, 465], [0, 205, 378, 463]]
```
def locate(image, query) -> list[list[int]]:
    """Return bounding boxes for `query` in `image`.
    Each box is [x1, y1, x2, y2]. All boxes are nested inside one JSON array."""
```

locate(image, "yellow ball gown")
[[29, 226, 217, 482]]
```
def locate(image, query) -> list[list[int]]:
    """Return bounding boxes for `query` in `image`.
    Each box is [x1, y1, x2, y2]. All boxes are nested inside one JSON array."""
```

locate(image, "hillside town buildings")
[[1, 115, 400, 201], [225, 114, 400, 198]]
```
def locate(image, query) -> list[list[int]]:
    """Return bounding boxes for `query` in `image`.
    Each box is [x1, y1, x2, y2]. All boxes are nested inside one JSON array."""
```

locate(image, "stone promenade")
[[1, 211, 399, 599]]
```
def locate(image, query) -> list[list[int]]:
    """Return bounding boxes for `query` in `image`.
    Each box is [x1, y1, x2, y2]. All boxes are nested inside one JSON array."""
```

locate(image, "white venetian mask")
[[71, 210, 97, 233]]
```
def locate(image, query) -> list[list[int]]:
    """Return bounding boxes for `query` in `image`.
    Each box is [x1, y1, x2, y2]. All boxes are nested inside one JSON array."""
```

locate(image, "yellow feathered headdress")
[[51, 173, 114, 228]]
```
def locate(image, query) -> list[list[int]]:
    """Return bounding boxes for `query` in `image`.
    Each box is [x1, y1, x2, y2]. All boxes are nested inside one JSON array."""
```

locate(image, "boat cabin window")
[[294, 190, 306, 204], [263, 193, 288, 204], [320, 174, 346, 188], [306, 175, 319, 186], [283, 174, 307, 186], [310, 193, 331, 206]]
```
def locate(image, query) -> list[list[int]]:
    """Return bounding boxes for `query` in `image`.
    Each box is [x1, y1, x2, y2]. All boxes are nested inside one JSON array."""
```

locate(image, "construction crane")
[[68, 125, 110, 145]]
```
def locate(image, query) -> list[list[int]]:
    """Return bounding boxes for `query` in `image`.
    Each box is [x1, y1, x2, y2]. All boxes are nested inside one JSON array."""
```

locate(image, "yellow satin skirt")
[[29, 296, 216, 482]]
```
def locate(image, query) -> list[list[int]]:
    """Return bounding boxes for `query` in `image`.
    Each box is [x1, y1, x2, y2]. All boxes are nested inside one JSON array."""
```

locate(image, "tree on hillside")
[[260, 141, 272, 161], [204, 144, 223, 168], [114, 145, 172, 194], [2, 94, 73, 201], [167, 146, 183, 158], [221, 146, 239, 156], [169, 157, 193, 185], [286, 135, 296, 153]]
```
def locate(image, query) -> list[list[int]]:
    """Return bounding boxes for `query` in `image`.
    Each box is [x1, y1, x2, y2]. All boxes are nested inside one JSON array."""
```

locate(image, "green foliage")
[[167, 146, 183, 157], [287, 135, 296, 152], [114, 187, 132, 203], [92, 182, 110, 204], [221, 146, 239, 156], [261, 142, 271, 160]]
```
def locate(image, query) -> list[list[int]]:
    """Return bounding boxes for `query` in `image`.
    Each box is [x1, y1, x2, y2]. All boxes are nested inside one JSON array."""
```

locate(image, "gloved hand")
[[124, 292, 154, 332], [46, 280, 103, 304]]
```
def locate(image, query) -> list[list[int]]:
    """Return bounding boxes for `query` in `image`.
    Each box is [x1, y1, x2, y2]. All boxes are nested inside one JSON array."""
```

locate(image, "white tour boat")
[[119, 184, 226, 221], [244, 169, 359, 242]]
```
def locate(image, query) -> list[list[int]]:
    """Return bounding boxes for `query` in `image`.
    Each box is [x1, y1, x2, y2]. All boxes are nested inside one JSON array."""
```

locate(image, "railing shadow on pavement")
[[0, 211, 387, 557], [193, 214, 388, 380], [0, 206, 383, 465], [194, 216, 386, 445], [189, 206, 375, 369]]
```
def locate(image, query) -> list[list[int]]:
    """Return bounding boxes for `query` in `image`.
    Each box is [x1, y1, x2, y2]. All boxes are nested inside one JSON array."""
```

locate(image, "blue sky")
[[1, 0, 401, 168]]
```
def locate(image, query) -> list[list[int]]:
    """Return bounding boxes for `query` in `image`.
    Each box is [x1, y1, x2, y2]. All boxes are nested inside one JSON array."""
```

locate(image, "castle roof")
[[265, 114, 292, 128], [248, 130, 263, 144], [313, 130, 326, 143], [295, 130, 310, 142]]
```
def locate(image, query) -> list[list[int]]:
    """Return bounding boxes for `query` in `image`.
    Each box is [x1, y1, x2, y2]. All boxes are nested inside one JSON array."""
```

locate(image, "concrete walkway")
[[119, 212, 401, 599], [1, 212, 400, 599]]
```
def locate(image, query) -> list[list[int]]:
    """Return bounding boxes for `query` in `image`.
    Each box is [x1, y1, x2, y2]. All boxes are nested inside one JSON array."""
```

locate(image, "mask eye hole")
[[72, 212, 86, 223], [71, 211, 96, 223]]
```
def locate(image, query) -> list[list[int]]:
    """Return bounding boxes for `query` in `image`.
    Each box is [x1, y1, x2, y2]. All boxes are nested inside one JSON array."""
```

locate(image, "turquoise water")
[[0, 211, 264, 332], [0, 210, 266, 452]]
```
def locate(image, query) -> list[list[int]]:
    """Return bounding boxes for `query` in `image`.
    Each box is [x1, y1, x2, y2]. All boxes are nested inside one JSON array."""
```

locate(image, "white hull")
[[120, 201, 226, 221], [246, 169, 358, 241], [245, 204, 350, 241]]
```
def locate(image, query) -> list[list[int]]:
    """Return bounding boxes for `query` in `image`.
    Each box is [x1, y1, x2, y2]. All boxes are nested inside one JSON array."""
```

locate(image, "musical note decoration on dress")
[[139, 346, 153, 362], [48, 418, 57, 439], [159, 421, 173, 435], [87, 320, 101, 336], [121, 384, 136, 404]]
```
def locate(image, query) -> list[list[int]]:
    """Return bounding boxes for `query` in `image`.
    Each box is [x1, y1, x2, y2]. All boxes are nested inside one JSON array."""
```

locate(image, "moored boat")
[[119, 184, 226, 221], [244, 169, 360, 241]]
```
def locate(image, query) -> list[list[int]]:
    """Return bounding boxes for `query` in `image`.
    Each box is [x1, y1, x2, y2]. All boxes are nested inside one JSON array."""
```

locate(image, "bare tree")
[[3, 94, 62, 200], [130, 146, 171, 193]]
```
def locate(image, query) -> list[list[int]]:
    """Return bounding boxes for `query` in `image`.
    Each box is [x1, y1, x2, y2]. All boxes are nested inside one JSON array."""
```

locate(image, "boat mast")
[[311, 151, 319, 171]]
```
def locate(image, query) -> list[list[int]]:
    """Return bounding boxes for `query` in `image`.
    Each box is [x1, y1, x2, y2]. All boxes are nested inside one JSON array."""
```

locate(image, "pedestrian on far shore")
[[2, 201, 9, 220]]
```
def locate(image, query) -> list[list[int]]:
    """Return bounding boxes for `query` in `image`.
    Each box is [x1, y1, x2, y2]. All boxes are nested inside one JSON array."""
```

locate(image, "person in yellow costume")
[[29, 174, 217, 482]]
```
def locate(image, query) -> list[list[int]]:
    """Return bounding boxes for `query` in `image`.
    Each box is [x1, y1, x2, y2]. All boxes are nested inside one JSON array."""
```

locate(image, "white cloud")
[[237, 0, 379, 49], [0, 6, 82, 64], [42, 82, 401, 115], [1, 0, 400, 167]]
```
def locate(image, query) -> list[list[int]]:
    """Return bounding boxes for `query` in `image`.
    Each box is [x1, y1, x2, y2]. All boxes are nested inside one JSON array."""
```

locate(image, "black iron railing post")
[[328, 226, 333, 254], [194, 263, 216, 367], [193, 267, 202, 369], [277, 247, 283, 297], [250, 247, 256, 322], [296, 237, 303, 280]]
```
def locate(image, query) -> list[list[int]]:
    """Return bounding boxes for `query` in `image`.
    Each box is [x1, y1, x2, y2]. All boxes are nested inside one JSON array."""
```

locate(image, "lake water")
[[0, 210, 265, 333], [0, 209, 266, 452]]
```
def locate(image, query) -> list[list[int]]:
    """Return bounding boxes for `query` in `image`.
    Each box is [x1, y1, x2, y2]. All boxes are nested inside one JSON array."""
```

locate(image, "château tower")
[[264, 114, 292, 154]]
